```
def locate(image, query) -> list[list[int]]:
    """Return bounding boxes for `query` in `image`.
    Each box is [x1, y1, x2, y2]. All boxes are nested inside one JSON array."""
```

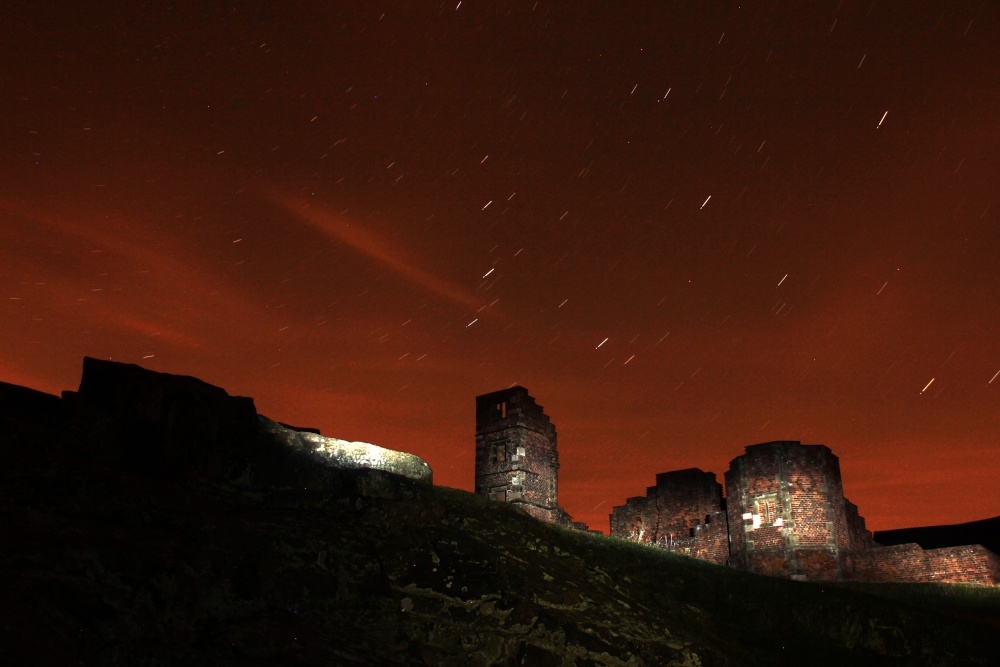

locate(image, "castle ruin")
[[612, 440, 1000, 585], [474, 388, 998, 585], [475, 387, 585, 529]]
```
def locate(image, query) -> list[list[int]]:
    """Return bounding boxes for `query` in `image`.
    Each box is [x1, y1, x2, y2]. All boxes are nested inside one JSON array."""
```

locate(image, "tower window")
[[753, 495, 779, 527], [497, 401, 508, 418]]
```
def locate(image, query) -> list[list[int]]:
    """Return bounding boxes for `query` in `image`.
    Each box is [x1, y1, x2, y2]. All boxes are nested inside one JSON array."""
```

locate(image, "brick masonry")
[[472, 389, 996, 585], [611, 440, 997, 585], [850, 543, 1000, 584], [725, 441, 869, 580], [608, 469, 729, 565], [475, 387, 585, 530]]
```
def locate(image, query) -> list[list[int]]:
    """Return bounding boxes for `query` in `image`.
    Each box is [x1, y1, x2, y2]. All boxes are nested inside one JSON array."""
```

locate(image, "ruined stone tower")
[[475, 387, 566, 524], [725, 441, 867, 580]]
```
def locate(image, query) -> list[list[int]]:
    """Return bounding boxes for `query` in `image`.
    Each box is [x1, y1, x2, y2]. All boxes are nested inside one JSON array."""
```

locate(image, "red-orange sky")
[[2, 2, 998, 532]]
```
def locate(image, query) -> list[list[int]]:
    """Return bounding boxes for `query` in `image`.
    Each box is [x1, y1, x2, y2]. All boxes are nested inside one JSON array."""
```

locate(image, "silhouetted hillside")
[[2, 359, 998, 665]]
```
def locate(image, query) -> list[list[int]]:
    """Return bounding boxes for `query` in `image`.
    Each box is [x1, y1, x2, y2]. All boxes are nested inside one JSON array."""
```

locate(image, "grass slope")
[[3, 449, 998, 665]]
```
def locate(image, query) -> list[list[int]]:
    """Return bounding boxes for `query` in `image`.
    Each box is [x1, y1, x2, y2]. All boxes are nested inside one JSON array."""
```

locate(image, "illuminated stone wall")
[[666, 511, 730, 565], [259, 416, 433, 483]]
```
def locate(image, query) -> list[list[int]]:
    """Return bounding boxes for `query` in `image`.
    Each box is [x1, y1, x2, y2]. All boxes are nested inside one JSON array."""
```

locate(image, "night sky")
[[3, 1, 998, 532]]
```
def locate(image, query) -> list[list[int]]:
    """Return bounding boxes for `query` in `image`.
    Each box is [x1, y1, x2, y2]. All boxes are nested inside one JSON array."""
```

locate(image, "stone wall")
[[475, 387, 559, 509], [609, 495, 655, 544], [259, 416, 433, 483], [473, 390, 998, 585], [652, 469, 725, 541], [608, 440, 1000, 586], [844, 500, 877, 551]]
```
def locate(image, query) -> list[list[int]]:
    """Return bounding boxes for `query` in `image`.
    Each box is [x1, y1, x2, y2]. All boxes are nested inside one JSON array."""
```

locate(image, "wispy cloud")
[[0, 197, 271, 357], [270, 191, 496, 315]]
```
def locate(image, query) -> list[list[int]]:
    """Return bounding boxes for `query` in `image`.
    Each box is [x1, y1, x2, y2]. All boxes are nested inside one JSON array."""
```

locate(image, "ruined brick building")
[[475, 387, 586, 529], [474, 388, 997, 584], [608, 468, 731, 566], [612, 440, 1000, 585]]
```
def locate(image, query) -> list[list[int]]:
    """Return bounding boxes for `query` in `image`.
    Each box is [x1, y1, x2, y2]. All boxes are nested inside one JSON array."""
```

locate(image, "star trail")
[[2, 1, 997, 531]]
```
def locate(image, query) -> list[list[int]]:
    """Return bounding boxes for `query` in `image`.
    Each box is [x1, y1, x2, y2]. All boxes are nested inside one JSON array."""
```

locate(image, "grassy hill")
[[2, 360, 998, 665], [4, 460, 998, 666]]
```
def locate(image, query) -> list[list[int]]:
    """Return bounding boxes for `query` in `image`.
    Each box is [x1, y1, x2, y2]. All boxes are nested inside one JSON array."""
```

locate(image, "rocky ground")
[[2, 359, 998, 665]]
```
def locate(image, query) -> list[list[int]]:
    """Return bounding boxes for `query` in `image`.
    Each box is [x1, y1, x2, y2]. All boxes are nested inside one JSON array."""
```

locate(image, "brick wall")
[[476, 387, 589, 529], [475, 387, 559, 510], [609, 495, 656, 544], [504, 400, 996, 585], [726, 441, 851, 580], [609, 469, 725, 545], [844, 500, 876, 551], [610, 469, 730, 564], [665, 511, 730, 565], [851, 543, 1000, 585], [652, 469, 726, 540]]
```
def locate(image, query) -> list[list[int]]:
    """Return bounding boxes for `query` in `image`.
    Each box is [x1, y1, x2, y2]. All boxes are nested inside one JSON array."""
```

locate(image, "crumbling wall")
[[259, 416, 433, 483], [610, 469, 728, 562], [851, 543, 1000, 585], [609, 495, 657, 544], [611, 437, 994, 586], [665, 511, 730, 565], [651, 469, 725, 543], [844, 500, 876, 551]]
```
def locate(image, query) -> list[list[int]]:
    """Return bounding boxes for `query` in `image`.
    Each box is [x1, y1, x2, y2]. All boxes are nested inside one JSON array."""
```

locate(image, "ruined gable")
[[475, 387, 583, 528], [610, 468, 728, 565]]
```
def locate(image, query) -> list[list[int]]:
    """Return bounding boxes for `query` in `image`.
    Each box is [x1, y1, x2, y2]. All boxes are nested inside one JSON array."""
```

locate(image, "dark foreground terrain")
[[2, 359, 998, 665]]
